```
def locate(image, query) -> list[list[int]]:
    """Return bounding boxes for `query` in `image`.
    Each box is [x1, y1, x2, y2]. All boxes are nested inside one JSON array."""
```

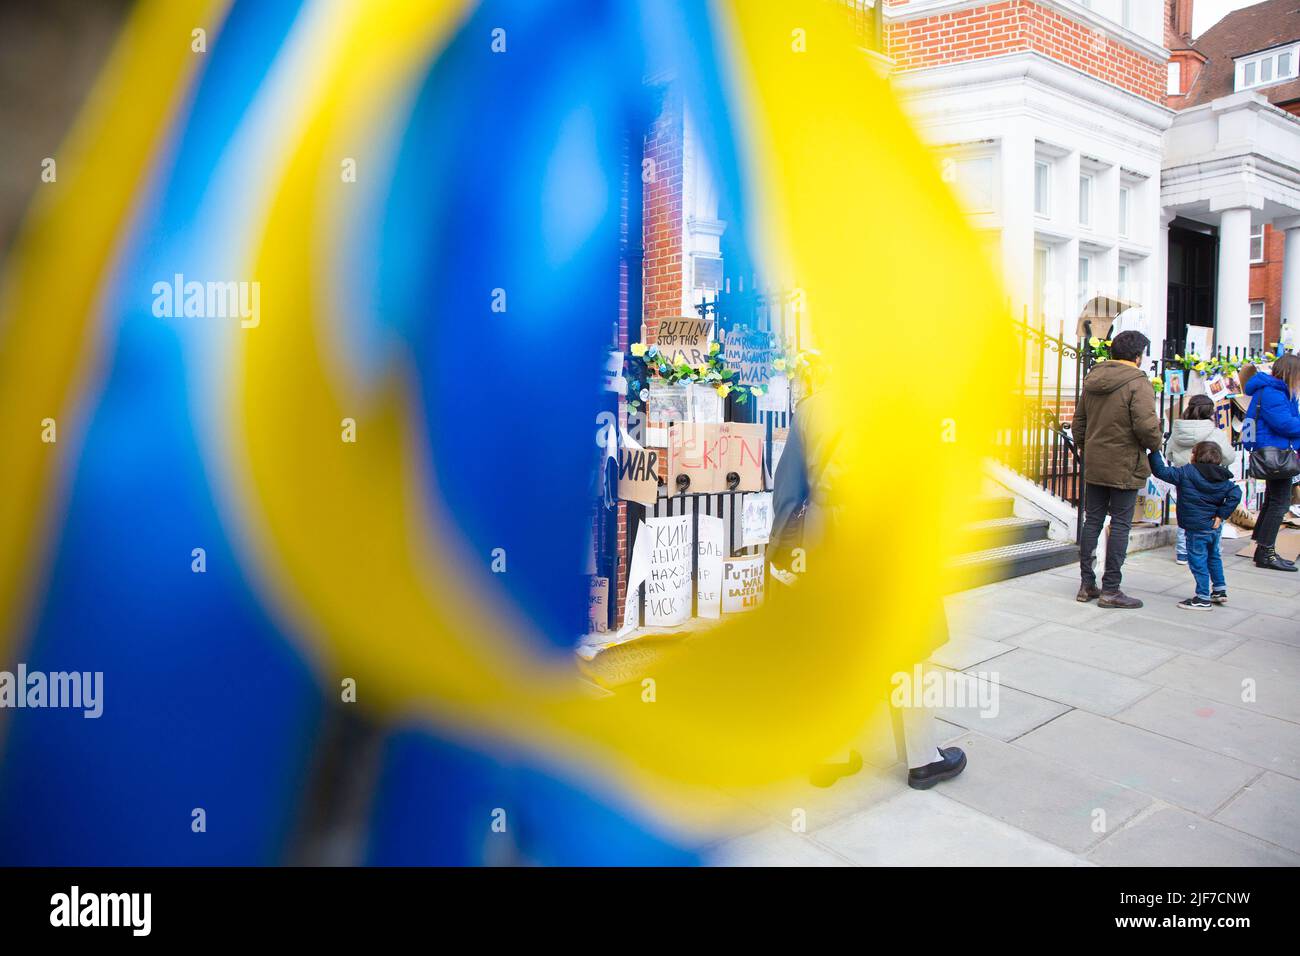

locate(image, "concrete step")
[[964, 515, 1050, 551], [949, 538, 1077, 584]]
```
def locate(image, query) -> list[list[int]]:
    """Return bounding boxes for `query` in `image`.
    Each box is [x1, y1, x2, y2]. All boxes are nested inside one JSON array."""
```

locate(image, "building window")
[[1033, 246, 1050, 322], [1249, 224, 1265, 263], [1034, 161, 1050, 217], [1236, 44, 1300, 91], [1118, 186, 1130, 238], [1167, 61, 1181, 95], [1118, 262, 1130, 299], [1249, 301, 1265, 353], [1078, 174, 1092, 228], [1078, 255, 1090, 307]]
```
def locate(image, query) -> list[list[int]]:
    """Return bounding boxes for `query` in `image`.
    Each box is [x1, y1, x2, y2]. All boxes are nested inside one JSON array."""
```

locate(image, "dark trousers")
[[1252, 477, 1294, 550], [1079, 483, 1139, 593]]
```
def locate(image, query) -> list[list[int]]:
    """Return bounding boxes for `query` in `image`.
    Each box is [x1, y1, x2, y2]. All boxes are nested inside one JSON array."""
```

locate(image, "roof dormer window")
[[1235, 43, 1300, 92]]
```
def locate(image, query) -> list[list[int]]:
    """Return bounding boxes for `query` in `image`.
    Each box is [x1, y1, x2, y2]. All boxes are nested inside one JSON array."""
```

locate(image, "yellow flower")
[[630, 342, 647, 357], [715, 383, 732, 397], [1089, 337, 1100, 347], [1104, 339, 1112, 346], [1194, 362, 1207, 372], [709, 341, 720, 354]]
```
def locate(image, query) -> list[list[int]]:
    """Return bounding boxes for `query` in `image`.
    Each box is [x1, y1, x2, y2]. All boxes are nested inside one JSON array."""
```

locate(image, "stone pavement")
[[706, 542, 1300, 866]]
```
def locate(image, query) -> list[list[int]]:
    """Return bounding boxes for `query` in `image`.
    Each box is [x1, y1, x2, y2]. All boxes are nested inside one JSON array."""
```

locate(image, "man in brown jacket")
[[1071, 330, 1163, 608]]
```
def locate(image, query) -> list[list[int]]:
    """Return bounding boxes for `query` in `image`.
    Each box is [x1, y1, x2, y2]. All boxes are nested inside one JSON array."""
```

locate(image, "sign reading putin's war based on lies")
[[654, 318, 713, 366], [722, 554, 765, 613], [667, 422, 765, 493]]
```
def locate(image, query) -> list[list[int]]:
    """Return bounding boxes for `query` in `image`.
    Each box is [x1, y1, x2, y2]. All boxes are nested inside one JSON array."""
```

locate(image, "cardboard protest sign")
[[644, 514, 692, 626], [587, 576, 609, 633], [667, 422, 765, 493], [654, 318, 713, 366], [617, 440, 660, 506], [696, 515, 725, 620], [741, 492, 774, 546], [647, 382, 690, 424], [722, 326, 774, 388], [722, 554, 765, 613]]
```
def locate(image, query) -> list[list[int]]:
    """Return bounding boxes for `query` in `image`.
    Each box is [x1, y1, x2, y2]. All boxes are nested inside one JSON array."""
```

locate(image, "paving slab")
[[1115, 688, 1300, 779], [963, 589, 1107, 629], [1088, 805, 1300, 866], [1217, 589, 1300, 620], [1004, 622, 1176, 677], [928, 670, 1070, 741], [708, 824, 852, 866], [732, 766, 908, 837], [944, 603, 1041, 641], [1228, 613, 1300, 646], [937, 730, 1151, 852], [973, 648, 1155, 716], [1217, 638, 1300, 680], [1215, 564, 1300, 599], [1079, 593, 1256, 631], [928, 635, 1015, 670], [1143, 654, 1300, 724], [813, 790, 1089, 866], [1092, 612, 1248, 658], [1016, 709, 1259, 815], [1213, 772, 1300, 855]]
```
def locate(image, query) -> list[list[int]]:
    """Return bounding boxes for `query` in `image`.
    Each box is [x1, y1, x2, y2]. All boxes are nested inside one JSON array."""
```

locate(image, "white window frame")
[[1249, 224, 1265, 263], [1078, 173, 1093, 228], [1236, 43, 1300, 92], [1118, 186, 1130, 238], [1034, 160, 1051, 218], [1078, 255, 1091, 308], [1249, 300, 1265, 353], [1167, 61, 1181, 95]]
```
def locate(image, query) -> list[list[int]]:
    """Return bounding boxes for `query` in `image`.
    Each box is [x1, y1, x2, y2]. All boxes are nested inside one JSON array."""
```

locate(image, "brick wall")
[[886, 0, 1166, 103], [641, 82, 683, 344], [1249, 225, 1286, 349]]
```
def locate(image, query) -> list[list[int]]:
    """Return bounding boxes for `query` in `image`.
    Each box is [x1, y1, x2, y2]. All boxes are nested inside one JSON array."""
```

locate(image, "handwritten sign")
[[617, 442, 660, 506], [696, 515, 725, 620], [644, 515, 692, 626], [723, 326, 774, 388], [722, 554, 765, 613], [667, 422, 765, 493], [654, 318, 713, 366], [587, 576, 609, 633], [618, 522, 652, 637]]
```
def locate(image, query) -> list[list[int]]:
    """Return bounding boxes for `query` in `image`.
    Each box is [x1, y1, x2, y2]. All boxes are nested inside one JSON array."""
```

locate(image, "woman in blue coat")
[[1243, 354, 1300, 571]]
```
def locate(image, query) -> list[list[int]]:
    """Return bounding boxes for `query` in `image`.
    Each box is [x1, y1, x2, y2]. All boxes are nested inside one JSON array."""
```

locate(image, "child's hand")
[[1212, 516, 1222, 529]]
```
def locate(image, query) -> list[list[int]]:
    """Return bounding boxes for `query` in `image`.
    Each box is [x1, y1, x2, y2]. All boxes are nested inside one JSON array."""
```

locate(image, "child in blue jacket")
[[1148, 441, 1243, 610]]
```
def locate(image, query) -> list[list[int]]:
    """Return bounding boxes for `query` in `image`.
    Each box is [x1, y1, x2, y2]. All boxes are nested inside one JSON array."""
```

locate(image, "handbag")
[[1248, 445, 1300, 481]]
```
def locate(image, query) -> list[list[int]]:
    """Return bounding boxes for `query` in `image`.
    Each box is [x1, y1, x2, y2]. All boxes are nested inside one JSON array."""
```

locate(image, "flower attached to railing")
[[1088, 336, 1113, 362]]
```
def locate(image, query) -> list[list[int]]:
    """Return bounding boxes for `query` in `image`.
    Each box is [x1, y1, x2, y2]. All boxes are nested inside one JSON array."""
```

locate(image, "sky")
[[1193, 0, 1270, 39]]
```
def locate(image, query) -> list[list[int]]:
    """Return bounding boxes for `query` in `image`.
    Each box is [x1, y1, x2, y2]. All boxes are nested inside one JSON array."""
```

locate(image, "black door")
[[1166, 224, 1217, 356]]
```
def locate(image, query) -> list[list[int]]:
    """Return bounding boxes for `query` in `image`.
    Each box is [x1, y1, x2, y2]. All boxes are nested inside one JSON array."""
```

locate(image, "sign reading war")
[[667, 422, 765, 493], [618, 443, 660, 506], [654, 318, 713, 366]]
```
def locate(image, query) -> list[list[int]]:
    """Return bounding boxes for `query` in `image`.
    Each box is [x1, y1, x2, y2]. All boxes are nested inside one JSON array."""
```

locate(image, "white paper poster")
[[741, 492, 774, 546], [722, 554, 765, 613], [756, 373, 790, 412], [690, 384, 724, 423], [644, 514, 692, 626], [696, 515, 725, 620], [617, 521, 652, 637]]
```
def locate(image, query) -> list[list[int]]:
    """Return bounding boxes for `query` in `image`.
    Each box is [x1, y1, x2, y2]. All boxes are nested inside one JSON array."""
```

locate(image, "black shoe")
[[1254, 547, 1298, 572], [1098, 590, 1144, 609], [1178, 596, 1213, 611], [907, 746, 967, 790], [808, 749, 863, 789], [1210, 590, 1228, 605]]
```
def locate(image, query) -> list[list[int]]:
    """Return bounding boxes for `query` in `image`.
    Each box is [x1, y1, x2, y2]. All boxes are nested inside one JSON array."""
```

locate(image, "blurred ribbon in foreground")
[[0, 0, 1015, 863]]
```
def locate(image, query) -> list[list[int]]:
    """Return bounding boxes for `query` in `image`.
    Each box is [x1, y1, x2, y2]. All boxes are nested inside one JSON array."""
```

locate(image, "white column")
[[1216, 207, 1252, 350], [1000, 129, 1035, 322], [1278, 217, 1300, 347], [1149, 209, 1176, 360]]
